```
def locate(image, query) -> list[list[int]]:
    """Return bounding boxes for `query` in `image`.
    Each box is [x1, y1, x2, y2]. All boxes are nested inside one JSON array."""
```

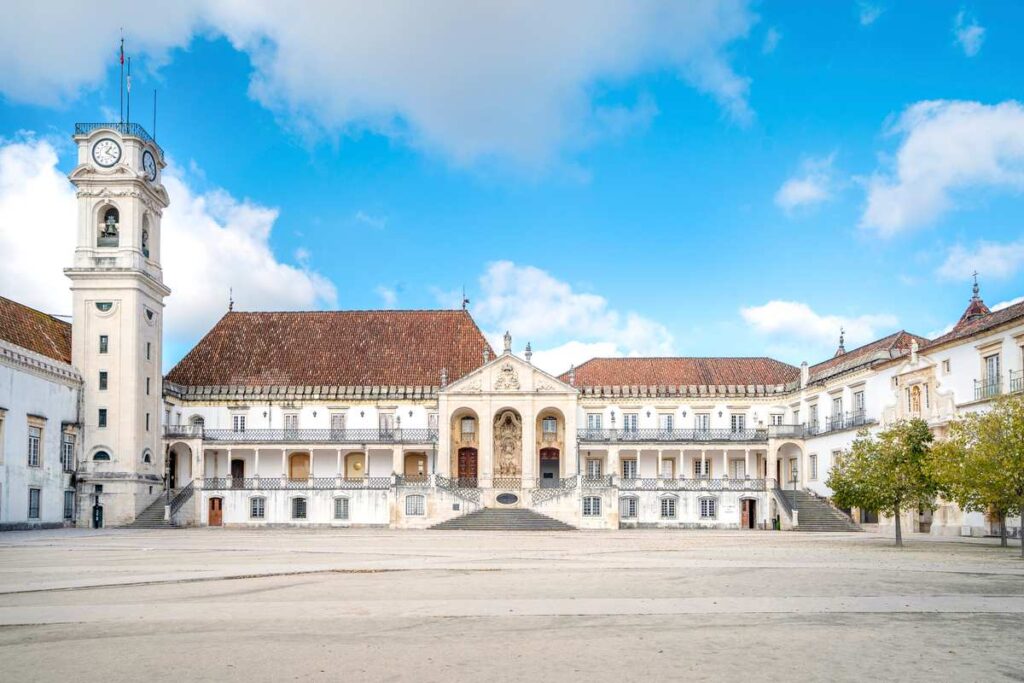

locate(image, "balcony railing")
[[172, 428, 438, 444], [74, 122, 163, 157], [618, 477, 767, 492], [578, 428, 767, 443], [767, 424, 807, 439], [1011, 370, 1023, 395], [202, 476, 391, 490], [974, 378, 1002, 401], [821, 410, 874, 434]]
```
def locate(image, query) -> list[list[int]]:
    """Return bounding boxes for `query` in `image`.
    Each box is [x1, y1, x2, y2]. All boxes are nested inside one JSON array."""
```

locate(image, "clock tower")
[[65, 123, 171, 527]]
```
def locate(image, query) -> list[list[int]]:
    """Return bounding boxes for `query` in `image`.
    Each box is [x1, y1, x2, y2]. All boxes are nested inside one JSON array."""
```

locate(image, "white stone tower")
[[65, 123, 170, 527]]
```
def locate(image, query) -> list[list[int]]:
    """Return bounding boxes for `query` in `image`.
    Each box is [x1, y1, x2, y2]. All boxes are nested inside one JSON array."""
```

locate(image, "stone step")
[[430, 508, 575, 531]]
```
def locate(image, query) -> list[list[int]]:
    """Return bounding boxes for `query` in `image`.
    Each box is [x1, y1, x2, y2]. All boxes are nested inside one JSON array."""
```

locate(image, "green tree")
[[827, 418, 937, 547], [930, 394, 1024, 557]]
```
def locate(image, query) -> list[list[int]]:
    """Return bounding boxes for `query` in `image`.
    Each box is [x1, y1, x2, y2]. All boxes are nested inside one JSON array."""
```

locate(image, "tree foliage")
[[827, 418, 937, 547], [930, 394, 1024, 555]]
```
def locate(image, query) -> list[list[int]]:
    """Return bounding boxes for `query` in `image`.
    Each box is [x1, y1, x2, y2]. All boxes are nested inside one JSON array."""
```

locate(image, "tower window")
[[99, 371, 108, 390], [145, 413, 150, 431], [98, 409, 107, 428], [141, 228, 150, 258], [93, 451, 110, 461], [146, 342, 151, 360], [99, 335, 108, 354], [95, 302, 112, 312], [146, 377, 150, 395], [98, 207, 119, 247]]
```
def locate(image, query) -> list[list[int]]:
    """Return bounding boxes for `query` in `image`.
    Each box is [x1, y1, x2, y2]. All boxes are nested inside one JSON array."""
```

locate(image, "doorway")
[[741, 499, 757, 529], [208, 498, 223, 526], [457, 447, 477, 483], [231, 459, 244, 488], [168, 452, 177, 489], [92, 504, 104, 529], [404, 452, 427, 480], [539, 447, 560, 488], [289, 452, 310, 479]]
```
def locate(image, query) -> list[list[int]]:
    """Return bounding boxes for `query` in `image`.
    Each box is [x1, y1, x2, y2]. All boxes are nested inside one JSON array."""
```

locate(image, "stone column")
[[281, 450, 288, 486], [255, 449, 260, 478], [608, 446, 619, 480], [392, 447, 403, 475], [744, 449, 750, 479], [700, 449, 707, 479], [657, 450, 663, 479]]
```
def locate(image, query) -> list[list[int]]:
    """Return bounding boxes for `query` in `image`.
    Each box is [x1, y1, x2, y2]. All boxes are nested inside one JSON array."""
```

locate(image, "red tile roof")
[[165, 310, 493, 388], [562, 357, 800, 388], [808, 330, 928, 383], [0, 295, 72, 364], [926, 298, 1024, 349]]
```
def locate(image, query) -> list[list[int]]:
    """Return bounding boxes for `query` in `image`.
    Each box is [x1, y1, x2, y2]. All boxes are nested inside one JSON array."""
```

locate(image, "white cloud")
[[740, 300, 898, 362], [463, 261, 673, 374], [762, 27, 782, 55], [375, 285, 397, 308], [0, 136, 337, 355], [775, 155, 835, 212], [937, 240, 1024, 281], [993, 296, 1024, 311], [354, 211, 387, 230], [0, 1, 756, 168], [860, 100, 1024, 235], [858, 2, 884, 26], [953, 10, 985, 57]]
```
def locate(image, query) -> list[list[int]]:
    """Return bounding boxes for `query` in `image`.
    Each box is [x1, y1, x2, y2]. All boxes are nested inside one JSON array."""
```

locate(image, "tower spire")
[[972, 270, 980, 300]]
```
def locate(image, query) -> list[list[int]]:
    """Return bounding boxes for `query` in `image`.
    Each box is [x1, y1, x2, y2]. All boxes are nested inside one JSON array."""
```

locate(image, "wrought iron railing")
[[577, 428, 767, 443], [771, 479, 793, 519], [492, 477, 522, 489], [767, 424, 807, 439], [1009, 370, 1022, 394], [822, 411, 874, 434], [202, 476, 391, 490], [168, 481, 194, 517], [164, 424, 204, 439], [200, 428, 438, 444], [74, 122, 163, 157], [531, 475, 577, 505], [617, 477, 766, 492], [974, 378, 1002, 401], [582, 475, 614, 488], [395, 474, 432, 487], [435, 474, 481, 504]]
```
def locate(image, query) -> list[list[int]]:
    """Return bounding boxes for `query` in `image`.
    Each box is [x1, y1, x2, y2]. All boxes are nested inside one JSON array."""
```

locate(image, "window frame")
[[586, 459, 602, 478], [232, 414, 247, 433], [622, 459, 638, 479], [28, 487, 41, 519], [98, 408, 108, 428], [586, 413, 603, 430], [810, 454, 819, 481], [622, 413, 638, 432], [61, 432, 75, 472], [99, 370, 108, 390], [99, 335, 109, 354], [582, 495, 602, 517], [64, 490, 75, 520], [619, 496, 638, 519], [334, 496, 350, 520], [250, 496, 266, 520], [660, 495, 677, 519], [27, 424, 42, 468], [291, 496, 307, 520], [405, 494, 425, 516], [699, 497, 717, 520]]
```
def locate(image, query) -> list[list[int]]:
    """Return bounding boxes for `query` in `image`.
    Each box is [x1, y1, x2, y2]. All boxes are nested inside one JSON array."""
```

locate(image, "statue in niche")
[[494, 362, 520, 391], [494, 410, 522, 476]]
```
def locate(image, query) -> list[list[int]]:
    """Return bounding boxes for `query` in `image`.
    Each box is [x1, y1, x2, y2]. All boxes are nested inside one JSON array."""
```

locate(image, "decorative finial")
[[228, 287, 234, 312], [461, 285, 470, 310], [972, 271, 980, 300], [835, 327, 846, 356], [440, 367, 448, 387], [483, 346, 490, 363], [503, 330, 512, 354], [524, 342, 532, 364], [568, 364, 576, 386]]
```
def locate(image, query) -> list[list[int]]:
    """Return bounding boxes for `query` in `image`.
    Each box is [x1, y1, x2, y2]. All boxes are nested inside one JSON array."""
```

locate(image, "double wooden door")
[[209, 498, 223, 526], [457, 448, 478, 481]]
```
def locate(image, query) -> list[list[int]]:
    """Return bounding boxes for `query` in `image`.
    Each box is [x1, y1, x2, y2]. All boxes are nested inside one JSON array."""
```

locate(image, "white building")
[[1, 119, 1022, 536]]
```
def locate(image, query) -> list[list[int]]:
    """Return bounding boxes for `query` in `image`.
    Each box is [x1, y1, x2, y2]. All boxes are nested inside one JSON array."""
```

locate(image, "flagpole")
[[126, 56, 131, 125], [119, 33, 124, 123]]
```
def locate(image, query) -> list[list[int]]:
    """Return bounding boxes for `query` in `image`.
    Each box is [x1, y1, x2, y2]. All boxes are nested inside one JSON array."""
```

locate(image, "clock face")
[[142, 150, 157, 181], [92, 138, 121, 167]]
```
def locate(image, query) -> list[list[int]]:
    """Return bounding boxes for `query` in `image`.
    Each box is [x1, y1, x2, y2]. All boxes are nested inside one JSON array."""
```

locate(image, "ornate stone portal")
[[493, 410, 522, 477]]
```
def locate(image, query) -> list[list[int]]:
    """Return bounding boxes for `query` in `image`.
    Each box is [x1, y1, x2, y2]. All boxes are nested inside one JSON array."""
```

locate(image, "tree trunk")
[[894, 503, 902, 548], [1000, 512, 1007, 548]]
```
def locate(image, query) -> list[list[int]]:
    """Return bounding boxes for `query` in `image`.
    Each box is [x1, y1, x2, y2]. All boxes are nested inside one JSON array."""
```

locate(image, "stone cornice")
[[0, 339, 82, 387], [164, 382, 440, 402]]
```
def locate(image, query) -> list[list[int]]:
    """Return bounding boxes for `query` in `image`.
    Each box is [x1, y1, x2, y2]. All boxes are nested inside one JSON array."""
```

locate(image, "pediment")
[[443, 352, 577, 395]]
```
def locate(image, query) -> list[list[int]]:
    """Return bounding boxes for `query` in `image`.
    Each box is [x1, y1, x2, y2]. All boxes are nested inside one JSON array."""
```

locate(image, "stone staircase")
[[430, 508, 575, 531], [125, 496, 174, 529], [781, 490, 861, 532]]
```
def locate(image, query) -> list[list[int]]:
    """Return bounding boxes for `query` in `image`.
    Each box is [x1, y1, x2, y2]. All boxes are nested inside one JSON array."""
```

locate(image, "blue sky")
[[0, 1, 1022, 374]]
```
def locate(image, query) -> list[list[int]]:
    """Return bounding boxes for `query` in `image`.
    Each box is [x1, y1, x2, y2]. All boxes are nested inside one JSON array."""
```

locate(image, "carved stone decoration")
[[536, 380, 557, 391], [493, 362, 520, 391], [493, 410, 522, 477]]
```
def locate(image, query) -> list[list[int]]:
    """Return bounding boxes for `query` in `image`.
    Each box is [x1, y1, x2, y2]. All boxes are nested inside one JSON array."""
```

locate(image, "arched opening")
[[142, 449, 152, 464], [168, 443, 193, 489], [404, 452, 427, 480], [141, 214, 151, 258], [344, 452, 365, 479], [93, 450, 111, 461], [535, 408, 565, 482], [289, 452, 310, 479], [776, 443, 803, 491], [231, 457, 245, 487], [98, 206, 119, 247], [539, 447, 560, 488], [449, 408, 479, 477]]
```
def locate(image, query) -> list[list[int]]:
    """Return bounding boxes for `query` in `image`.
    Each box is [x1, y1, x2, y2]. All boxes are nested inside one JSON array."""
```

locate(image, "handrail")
[[435, 474, 482, 504], [577, 428, 767, 443], [531, 475, 578, 505], [74, 122, 163, 157], [168, 481, 194, 516], [202, 476, 391, 490], [200, 428, 438, 444], [771, 479, 794, 518]]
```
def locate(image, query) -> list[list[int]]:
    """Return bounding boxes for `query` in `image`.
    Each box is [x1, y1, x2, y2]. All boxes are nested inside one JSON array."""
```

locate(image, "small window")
[[810, 454, 819, 481], [98, 409, 107, 428], [660, 496, 677, 519], [27, 425, 41, 467], [942, 359, 951, 374], [250, 497, 266, 519], [542, 416, 557, 434], [770, 414, 784, 426], [146, 342, 152, 361], [405, 495, 425, 516], [619, 497, 637, 519], [93, 450, 111, 461], [694, 459, 710, 478], [622, 459, 638, 479], [586, 413, 603, 430], [699, 498, 717, 519], [61, 433, 75, 472], [730, 414, 746, 432], [232, 414, 246, 432], [95, 302, 113, 312], [99, 371, 108, 390], [583, 496, 601, 517], [99, 335, 109, 354], [28, 488, 41, 519], [146, 377, 151, 395], [64, 490, 74, 520], [658, 413, 674, 431], [586, 459, 602, 478], [291, 497, 307, 519], [460, 417, 476, 437], [94, 484, 104, 493], [284, 413, 299, 431], [142, 450, 152, 464], [330, 413, 346, 433], [145, 413, 150, 432], [622, 413, 638, 432], [334, 497, 350, 520]]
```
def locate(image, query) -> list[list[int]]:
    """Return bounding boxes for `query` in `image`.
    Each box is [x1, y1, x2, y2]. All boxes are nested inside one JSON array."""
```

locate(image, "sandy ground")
[[0, 528, 1021, 682]]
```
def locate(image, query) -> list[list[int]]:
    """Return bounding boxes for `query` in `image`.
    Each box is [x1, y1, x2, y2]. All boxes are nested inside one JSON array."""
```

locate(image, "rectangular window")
[[99, 335, 108, 354], [730, 459, 745, 479], [61, 433, 75, 472], [146, 377, 151, 395], [619, 497, 637, 519], [99, 371, 108, 390], [694, 459, 710, 478], [985, 353, 1000, 383], [250, 497, 266, 519], [291, 497, 307, 519], [699, 498, 717, 519], [942, 359, 951, 374], [810, 454, 819, 481], [854, 390, 865, 414], [622, 459, 637, 479], [586, 459, 602, 478], [232, 414, 246, 432], [583, 496, 601, 517], [586, 413, 603, 430], [658, 413, 674, 431], [98, 409, 107, 428], [660, 497, 676, 518], [283, 413, 299, 431], [832, 396, 842, 418], [64, 490, 74, 520], [730, 414, 746, 432], [542, 417, 557, 434], [335, 497, 350, 519], [660, 459, 675, 479], [145, 413, 150, 432], [379, 412, 395, 433], [622, 413, 638, 432], [793, 409, 800, 425], [809, 405, 818, 430], [27, 426, 41, 467], [405, 495, 425, 516], [770, 414, 783, 426], [330, 413, 346, 433], [695, 413, 711, 431], [460, 417, 476, 439], [146, 342, 152, 360], [427, 413, 438, 431], [28, 488, 41, 519]]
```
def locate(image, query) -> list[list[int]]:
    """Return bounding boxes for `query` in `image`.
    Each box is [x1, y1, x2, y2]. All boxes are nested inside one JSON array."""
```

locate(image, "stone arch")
[[493, 408, 523, 478], [97, 203, 120, 247], [536, 407, 566, 478], [449, 407, 479, 474], [776, 442, 804, 487], [289, 451, 310, 479], [167, 442, 193, 488]]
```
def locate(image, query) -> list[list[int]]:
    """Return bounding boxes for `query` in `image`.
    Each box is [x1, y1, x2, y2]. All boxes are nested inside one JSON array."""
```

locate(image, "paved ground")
[[0, 529, 1022, 682]]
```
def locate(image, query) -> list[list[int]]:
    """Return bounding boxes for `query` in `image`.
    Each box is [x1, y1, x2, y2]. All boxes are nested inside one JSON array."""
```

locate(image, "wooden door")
[[289, 453, 310, 479], [457, 448, 477, 481], [209, 498, 223, 527], [741, 500, 750, 529], [404, 453, 426, 478]]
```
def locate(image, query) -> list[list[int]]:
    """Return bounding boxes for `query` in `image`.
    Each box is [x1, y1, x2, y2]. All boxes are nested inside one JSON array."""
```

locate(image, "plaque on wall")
[[496, 493, 519, 505]]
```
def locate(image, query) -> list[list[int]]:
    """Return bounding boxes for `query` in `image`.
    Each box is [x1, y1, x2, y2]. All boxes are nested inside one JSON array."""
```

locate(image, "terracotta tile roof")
[[926, 298, 1024, 349], [0, 295, 72, 364], [808, 330, 928, 383], [165, 309, 493, 388], [562, 357, 800, 389]]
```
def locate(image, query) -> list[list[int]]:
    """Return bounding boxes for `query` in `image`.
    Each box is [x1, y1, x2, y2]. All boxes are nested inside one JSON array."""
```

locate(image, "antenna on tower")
[[126, 56, 132, 124]]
